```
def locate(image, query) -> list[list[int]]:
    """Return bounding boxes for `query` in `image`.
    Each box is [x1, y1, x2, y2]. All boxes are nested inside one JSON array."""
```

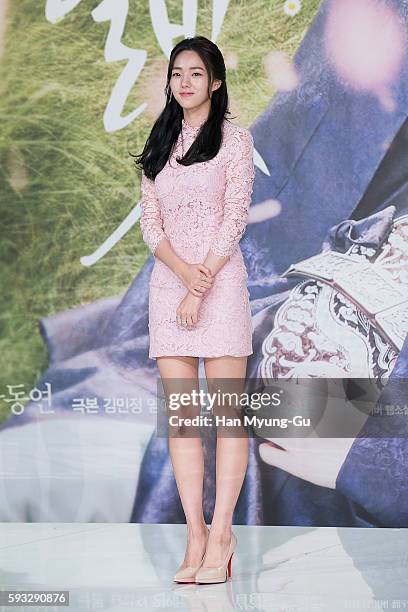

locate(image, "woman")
[[133, 35, 255, 584]]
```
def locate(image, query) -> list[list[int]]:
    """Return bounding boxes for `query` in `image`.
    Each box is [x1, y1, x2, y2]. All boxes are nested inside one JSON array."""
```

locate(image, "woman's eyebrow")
[[172, 66, 204, 70]]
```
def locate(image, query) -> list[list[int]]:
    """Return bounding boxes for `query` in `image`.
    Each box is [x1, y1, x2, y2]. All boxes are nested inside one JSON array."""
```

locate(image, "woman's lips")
[[180, 92, 194, 96]]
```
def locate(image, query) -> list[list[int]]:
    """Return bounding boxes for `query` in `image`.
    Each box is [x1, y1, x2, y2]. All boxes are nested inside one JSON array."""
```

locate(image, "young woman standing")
[[135, 35, 255, 584]]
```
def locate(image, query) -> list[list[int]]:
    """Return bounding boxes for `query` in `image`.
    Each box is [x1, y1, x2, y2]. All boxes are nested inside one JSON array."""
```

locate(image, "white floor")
[[0, 523, 407, 611]]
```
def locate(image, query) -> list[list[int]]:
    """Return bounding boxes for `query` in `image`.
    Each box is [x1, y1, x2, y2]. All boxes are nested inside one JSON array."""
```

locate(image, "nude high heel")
[[195, 531, 237, 584], [173, 527, 210, 583]]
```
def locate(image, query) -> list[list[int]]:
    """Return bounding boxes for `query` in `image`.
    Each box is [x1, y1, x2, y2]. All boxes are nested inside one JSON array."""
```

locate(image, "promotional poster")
[[0, 0, 407, 609]]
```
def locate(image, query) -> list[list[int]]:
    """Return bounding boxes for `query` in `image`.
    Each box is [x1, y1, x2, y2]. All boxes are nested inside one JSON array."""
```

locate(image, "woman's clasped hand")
[[176, 262, 214, 329], [180, 261, 214, 296]]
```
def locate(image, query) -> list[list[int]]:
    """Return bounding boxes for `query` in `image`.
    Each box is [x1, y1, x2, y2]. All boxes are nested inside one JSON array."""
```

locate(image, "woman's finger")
[[176, 311, 186, 326], [191, 286, 203, 296], [198, 264, 212, 277], [194, 278, 211, 291]]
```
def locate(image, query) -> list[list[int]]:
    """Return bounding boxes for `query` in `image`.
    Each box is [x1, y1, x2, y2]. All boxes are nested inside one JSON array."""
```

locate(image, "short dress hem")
[[148, 350, 253, 361]]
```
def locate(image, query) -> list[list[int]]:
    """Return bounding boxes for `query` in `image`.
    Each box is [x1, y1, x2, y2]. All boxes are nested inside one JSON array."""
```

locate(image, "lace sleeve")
[[209, 128, 255, 258], [139, 171, 167, 255]]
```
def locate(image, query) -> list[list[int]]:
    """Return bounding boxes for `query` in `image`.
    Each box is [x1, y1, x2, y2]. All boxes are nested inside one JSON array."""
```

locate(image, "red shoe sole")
[[227, 552, 234, 578]]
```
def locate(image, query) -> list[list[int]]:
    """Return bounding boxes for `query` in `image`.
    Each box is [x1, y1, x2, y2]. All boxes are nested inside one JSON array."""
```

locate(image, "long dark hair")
[[130, 36, 233, 180]]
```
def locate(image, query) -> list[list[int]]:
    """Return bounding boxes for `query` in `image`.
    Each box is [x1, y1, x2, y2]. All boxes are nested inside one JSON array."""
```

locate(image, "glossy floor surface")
[[0, 523, 407, 611]]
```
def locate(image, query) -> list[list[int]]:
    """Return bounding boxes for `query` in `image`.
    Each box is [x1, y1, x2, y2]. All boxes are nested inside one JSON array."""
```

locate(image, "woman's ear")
[[211, 79, 222, 93]]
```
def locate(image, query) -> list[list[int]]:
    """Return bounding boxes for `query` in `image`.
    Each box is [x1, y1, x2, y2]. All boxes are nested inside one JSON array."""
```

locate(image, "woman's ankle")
[[186, 521, 208, 536], [208, 523, 232, 540]]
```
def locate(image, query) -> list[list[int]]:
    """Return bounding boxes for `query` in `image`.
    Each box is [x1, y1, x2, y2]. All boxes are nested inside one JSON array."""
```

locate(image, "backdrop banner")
[[0, 0, 407, 526]]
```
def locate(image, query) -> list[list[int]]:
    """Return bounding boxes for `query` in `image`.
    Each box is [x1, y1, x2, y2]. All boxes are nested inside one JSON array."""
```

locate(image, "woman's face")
[[170, 49, 220, 112]]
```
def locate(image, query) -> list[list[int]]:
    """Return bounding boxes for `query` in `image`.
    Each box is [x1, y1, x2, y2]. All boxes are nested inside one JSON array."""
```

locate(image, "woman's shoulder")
[[222, 120, 254, 151], [223, 119, 253, 139]]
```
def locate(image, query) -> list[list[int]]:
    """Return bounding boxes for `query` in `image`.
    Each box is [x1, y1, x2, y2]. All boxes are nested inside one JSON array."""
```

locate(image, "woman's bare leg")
[[157, 355, 208, 567], [201, 355, 249, 566]]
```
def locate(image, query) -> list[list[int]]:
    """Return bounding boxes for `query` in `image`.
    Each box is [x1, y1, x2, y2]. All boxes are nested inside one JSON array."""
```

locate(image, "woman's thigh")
[[156, 356, 200, 436], [203, 356, 249, 437]]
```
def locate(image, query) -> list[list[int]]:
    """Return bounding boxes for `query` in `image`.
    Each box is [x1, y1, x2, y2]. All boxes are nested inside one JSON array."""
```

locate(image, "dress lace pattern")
[[139, 118, 255, 359]]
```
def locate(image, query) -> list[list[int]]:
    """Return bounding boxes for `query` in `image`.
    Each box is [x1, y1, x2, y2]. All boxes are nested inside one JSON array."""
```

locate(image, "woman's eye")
[[172, 72, 202, 77]]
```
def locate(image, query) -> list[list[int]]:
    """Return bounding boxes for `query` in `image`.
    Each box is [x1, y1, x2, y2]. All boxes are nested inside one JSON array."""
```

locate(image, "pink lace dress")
[[139, 117, 255, 360]]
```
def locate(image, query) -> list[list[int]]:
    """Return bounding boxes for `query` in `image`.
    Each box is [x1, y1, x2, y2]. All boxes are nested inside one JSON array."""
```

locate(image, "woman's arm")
[[139, 171, 188, 279], [203, 127, 255, 276]]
